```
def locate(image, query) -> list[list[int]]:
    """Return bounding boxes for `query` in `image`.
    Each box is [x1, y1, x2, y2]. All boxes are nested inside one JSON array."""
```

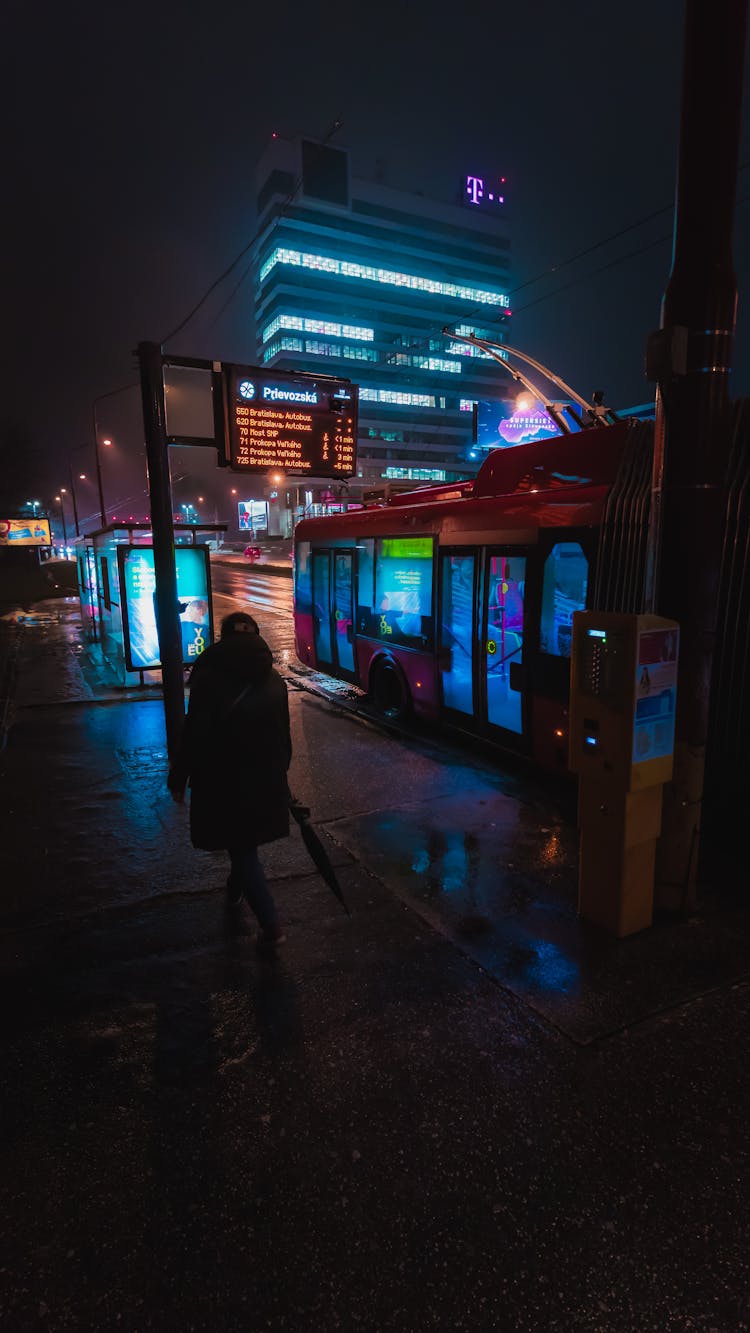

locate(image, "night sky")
[[4, 0, 750, 520]]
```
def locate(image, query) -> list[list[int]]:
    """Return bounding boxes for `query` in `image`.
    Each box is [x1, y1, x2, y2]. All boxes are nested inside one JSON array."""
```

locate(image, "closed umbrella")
[[289, 799, 350, 915]]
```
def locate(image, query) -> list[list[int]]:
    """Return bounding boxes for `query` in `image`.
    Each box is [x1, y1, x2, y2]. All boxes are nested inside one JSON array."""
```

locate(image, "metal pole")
[[59, 500, 68, 550], [137, 340, 185, 760], [646, 0, 747, 906], [91, 404, 107, 529], [68, 462, 81, 537]]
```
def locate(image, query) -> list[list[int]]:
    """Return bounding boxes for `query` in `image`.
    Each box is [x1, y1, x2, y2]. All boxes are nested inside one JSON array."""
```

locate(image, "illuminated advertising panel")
[[224, 364, 357, 479], [238, 500, 268, 532], [373, 536, 434, 644], [117, 545, 213, 672], [0, 518, 52, 546], [477, 400, 561, 450]]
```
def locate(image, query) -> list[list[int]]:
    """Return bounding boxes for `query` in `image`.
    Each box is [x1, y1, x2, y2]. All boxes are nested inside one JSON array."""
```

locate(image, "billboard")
[[238, 500, 268, 532], [224, 364, 357, 479], [477, 400, 561, 450], [0, 518, 52, 546], [117, 545, 213, 672]]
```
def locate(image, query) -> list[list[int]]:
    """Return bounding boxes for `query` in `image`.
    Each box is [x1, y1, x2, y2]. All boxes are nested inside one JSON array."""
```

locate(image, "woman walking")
[[167, 612, 291, 947]]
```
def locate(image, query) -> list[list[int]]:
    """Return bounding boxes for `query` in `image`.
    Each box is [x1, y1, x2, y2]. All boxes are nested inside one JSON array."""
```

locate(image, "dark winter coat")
[[168, 632, 292, 851]]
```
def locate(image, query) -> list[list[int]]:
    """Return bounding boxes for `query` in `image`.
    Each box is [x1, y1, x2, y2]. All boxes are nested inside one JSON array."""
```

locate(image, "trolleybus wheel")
[[370, 658, 411, 721]]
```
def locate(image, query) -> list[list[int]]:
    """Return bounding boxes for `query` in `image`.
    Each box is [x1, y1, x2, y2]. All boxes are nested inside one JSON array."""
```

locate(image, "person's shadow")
[[145, 908, 305, 1310]]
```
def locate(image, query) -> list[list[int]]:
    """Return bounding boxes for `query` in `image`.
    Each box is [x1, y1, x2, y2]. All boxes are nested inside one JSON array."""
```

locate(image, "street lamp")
[[90, 382, 138, 528]]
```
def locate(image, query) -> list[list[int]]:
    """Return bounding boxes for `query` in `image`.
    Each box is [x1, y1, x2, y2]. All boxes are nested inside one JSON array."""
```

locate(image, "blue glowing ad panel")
[[374, 537, 434, 643], [117, 545, 213, 672], [477, 400, 562, 450]]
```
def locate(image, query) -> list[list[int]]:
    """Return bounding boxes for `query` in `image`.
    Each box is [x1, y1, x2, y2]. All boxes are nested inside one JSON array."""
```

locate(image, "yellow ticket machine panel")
[[570, 612, 679, 791]]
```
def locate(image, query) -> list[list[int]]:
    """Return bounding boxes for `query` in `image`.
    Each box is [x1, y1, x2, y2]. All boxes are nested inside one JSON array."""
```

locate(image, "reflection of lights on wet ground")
[[517, 939, 578, 993], [539, 829, 563, 866], [411, 831, 480, 895]]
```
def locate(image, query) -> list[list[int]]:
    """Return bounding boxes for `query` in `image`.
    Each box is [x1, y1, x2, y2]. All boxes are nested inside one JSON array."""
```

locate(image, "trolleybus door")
[[333, 550, 355, 673], [482, 551, 527, 738], [312, 550, 334, 670], [439, 550, 477, 717], [312, 547, 355, 675]]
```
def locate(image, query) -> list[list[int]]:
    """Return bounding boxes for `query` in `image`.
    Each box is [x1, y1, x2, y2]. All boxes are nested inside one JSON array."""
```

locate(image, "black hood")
[[191, 632, 273, 685]]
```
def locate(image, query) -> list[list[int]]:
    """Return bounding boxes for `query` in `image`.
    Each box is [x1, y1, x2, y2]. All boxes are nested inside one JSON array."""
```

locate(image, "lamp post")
[[90, 382, 137, 529]]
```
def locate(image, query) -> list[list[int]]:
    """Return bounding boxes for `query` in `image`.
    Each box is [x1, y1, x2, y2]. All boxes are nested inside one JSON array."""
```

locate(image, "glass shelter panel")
[[485, 554, 526, 734], [440, 553, 475, 715], [540, 541, 588, 658]]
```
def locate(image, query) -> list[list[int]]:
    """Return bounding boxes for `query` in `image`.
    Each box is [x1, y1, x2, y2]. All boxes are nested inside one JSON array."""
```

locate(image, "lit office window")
[[303, 340, 378, 363], [260, 247, 509, 307], [388, 353, 460, 374], [454, 343, 492, 359], [384, 467, 447, 481], [454, 324, 495, 339], [360, 389, 436, 408], [459, 399, 477, 412], [263, 335, 304, 362], [414, 356, 461, 375], [262, 314, 374, 343], [451, 325, 508, 359]]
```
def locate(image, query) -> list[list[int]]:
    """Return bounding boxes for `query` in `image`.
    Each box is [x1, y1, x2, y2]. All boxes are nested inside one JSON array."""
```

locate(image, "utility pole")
[[137, 340, 185, 760], [90, 382, 137, 530], [645, 0, 748, 906], [55, 496, 68, 549], [91, 404, 107, 529], [68, 463, 81, 537]]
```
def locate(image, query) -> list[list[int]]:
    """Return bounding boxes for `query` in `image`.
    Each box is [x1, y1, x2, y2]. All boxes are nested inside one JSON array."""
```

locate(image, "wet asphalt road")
[[210, 558, 294, 659]]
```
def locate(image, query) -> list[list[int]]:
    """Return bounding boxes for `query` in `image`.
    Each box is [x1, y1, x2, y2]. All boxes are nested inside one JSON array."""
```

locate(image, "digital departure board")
[[224, 365, 358, 478]]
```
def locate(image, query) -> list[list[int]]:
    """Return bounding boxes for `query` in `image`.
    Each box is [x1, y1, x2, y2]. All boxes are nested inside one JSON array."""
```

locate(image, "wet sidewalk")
[[1, 605, 749, 1330]]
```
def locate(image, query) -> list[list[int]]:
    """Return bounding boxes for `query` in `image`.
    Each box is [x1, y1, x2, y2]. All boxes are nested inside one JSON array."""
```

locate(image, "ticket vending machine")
[[569, 612, 680, 936]]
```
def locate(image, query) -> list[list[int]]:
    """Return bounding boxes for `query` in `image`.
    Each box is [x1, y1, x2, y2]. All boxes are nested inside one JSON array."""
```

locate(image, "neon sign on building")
[[463, 174, 507, 213]]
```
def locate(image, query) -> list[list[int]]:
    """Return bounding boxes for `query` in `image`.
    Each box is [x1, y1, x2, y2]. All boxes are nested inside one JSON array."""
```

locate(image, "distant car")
[[244, 544, 262, 562]]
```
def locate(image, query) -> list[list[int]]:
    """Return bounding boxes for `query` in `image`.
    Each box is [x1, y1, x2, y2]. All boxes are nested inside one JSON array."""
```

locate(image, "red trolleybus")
[[293, 420, 644, 770]]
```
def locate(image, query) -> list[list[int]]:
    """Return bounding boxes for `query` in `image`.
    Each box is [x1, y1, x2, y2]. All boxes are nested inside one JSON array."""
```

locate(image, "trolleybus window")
[[356, 539, 375, 631], [440, 553, 475, 715], [371, 536, 434, 649], [333, 551, 355, 673], [540, 541, 588, 658], [295, 541, 312, 617], [486, 553, 525, 734]]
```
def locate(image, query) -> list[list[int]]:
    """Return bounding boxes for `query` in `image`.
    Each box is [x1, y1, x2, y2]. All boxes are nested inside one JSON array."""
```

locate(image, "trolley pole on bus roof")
[[644, 0, 747, 906], [137, 340, 186, 761]]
